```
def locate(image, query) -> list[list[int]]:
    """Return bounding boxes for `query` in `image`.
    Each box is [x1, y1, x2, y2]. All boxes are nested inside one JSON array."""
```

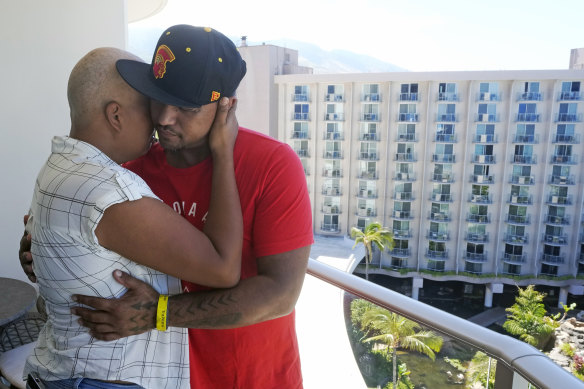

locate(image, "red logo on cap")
[[153, 45, 175, 79], [211, 91, 221, 102]]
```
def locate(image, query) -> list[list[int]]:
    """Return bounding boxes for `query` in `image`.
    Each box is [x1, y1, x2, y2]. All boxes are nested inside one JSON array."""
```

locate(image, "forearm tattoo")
[[170, 291, 242, 328]]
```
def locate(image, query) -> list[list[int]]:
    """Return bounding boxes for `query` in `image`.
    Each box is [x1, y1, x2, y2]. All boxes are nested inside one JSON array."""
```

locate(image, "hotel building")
[[237, 44, 584, 307]]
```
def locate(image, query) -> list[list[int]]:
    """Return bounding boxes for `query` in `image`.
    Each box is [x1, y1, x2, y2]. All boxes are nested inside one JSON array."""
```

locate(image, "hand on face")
[[208, 97, 239, 158]]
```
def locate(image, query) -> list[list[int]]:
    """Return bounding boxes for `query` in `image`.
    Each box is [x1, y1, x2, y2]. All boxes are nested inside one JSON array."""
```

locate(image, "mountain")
[[128, 26, 407, 74]]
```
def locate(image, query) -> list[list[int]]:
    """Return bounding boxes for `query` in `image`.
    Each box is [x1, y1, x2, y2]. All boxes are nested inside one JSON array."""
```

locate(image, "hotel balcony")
[[541, 253, 565, 265], [323, 150, 343, 159], [471, 174, 494, 184], [319, 222, 341, 233], [543, 234, 569, 245], [515, 113, 540, 122], [558, 91, 582, 100], [292, 112, 310, 121], [472, 154, 495, 164], [396, 133, 418, 142], [357, 170, 378, 180], [504, 233, 529, 244], [469, 194, 493, 204], [393, 191, 414, 201], [387, 247, 410, 257], [393, 172, 416, 182], [321, 205, 342, 214], [466, 213, 491, 224], [395, 152, 417, 162], [431, 173, 454, 183], [473, 134, 497, 143], [295, 149, 310, 158], [357, 188, 378, 199], [475, 113, 499, 122], [508, 194, 533, 205], [477, 92, 501, 101], [426, 248, 449, 259], [360, 113, 380, 121], [511, 154, 537, 164], [517, 91, 543, 101], [254, 253, 583, 388], [506, 213, 531, 225], [427, 231, 450, 241], [549, 175, 575, 185], [502, 252, 527, 264], [466, 232, 489, 243], [356, 208, 376, 217], [436, 113, 457, 122], [550, 154, 578, 164], [361, 93, 381, 101], [509, 175, 534, 185], [438, 92, 459, 101], [323, 131, 344, 140], [321, 186, 342, 196], [393, 228, 413, 238], [359, 133, 380, 141], [358, 152, 379, 161], [291, 130, 310, 139], [512, 134, 539, 143], [399, 92, 419, 101], [432, 153, 455, 163], [552, 134, 580, 143], [392, 210, 413, 220], [325, 112, 345, 121], [429, 211, 451, 222], [555, 113, 583, 122], [545, 214, 570, 225], [434, 133, 457, 142], [546, 194, 572, 205], [464, 251, 488, 262], [430, 193, 453, 203], [324, 93, 344, 102], [397, 113, 419, 122], [322, 168, 343, 178], [292, 93, 309, 102]]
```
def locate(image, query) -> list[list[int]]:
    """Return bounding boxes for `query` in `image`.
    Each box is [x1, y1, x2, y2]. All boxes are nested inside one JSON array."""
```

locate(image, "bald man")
[[23, 47, 242, 389]]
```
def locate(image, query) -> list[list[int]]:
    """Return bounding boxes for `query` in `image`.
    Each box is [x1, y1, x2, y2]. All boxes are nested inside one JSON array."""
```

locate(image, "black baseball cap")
[[116, 25, 247, 108]]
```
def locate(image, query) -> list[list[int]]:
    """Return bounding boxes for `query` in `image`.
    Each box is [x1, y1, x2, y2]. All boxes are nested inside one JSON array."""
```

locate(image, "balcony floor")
[[296, 236, 365, 388]]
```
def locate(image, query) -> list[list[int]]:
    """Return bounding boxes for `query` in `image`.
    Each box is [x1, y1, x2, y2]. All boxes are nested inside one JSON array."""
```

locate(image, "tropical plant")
[[360, 305, 443, 389], [466, 351, 497, 389], [502, 285, 559, 349], [351, 221, 394, 280]]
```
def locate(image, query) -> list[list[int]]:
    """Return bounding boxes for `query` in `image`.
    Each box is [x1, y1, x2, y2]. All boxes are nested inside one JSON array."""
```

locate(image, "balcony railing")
[[432, 154, 455, 163], [545, 214, 570, 225], [504, 233, 529, 244], [555, 113, 583, 122], [552, 134, 580, 143], [430, 193, 453, 202], [399, 92, 419, 101], [321, 205, 342, 214], [466, 213, 491, 223], [398, 113, 419, 122], [362, 93, 380, 102], [396, 133, 417, 142], [295, 149, 310, 158], [466, 232, 489, 242], [358, 152, 379, 161], [393, 191, 414, 201], [502, 253, 527, 264], [506, 214, 531, 225], [322, 168, 343, 178], [509, 175, 534, 185], [558, 91, 581, 100], [434, 133, 457, 142], [392, 210, 412, 219], [550, 154, 578, 164], [319, 222, 340, 233], [388, 247, 410, 257], [357, 189, 378, 198], [541, 253, 565, 264], [549, 175, 575, 185], [393, 172, 416, 182], [469, 194, 493, 204], [291, 131, 309, 139], [360, 113, 380, 121], [429, 212, 451, 222], [438, 92, 458, 101], [325, 112, 345, 121], [516, 113, 540, 122], [426, 231, 450, 241], [477, 92, 500, 101], [394, 152, 416, 162], [543, 234, 569, 245], [436, 113, 457, 122], [511, 154, 537, 164], [357, 171, 378, 180], [425, 249, 449, 258], [512, 134, 538, 143], [325, 93, 344, 102], [431, 173, 454, 183], [508, 194, 533, 205], [473, 134, 497, 143], [464, 252, 488, 262], [323, 151, 343, 159], [292, 112, 309, 120], [292, 93, 309, 102], [475, 113, 499, 122], [356, 208, 376, 217], [546, 195, 572, 205], [471, 174, 494, 184], [321, 187, 342, 196], [323, 131, 344, 140], [359, 133, 380, 141], [472, 154, 495, 164], [393, 228, 412, 238], [517, 91, 542, 101]]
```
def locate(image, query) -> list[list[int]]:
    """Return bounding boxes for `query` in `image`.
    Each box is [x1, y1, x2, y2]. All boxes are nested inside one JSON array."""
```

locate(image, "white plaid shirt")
[[24, 136, 189, 388]]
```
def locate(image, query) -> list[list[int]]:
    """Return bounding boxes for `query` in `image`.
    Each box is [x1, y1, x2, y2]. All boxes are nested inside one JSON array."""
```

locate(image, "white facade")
[[274, 69, 584, 298]]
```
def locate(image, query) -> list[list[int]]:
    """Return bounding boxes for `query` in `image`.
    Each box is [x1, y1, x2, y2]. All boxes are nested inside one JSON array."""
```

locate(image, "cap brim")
[[116, 59, 202, 108]]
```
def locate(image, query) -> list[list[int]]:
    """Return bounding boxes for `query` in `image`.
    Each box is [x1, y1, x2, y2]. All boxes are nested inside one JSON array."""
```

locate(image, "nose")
[[153, 103, 177, 126]]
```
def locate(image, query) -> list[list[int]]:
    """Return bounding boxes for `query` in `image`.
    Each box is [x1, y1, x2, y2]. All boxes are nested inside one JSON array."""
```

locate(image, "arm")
[[18, 214, 36, 283], [72, 245, 309, 339], [97, 97, 242, 288]]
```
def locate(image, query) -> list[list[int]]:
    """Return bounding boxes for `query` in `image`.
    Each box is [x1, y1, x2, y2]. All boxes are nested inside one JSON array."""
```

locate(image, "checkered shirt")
[[24, 136, 189, 388]]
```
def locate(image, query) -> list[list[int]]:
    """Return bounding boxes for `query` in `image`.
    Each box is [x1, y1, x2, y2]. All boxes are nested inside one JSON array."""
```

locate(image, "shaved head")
[[67, 47, 143, 128]]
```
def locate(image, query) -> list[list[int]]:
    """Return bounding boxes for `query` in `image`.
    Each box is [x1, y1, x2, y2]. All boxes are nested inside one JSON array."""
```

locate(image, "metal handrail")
[[306, 258, 583, 389]]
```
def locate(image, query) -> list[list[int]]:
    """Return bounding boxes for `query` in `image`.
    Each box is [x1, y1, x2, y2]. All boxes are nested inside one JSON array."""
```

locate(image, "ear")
[[105, 101, 123, 133]]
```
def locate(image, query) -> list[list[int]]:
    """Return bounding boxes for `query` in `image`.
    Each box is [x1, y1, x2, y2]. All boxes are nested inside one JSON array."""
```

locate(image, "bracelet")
[[156, 295, 169, 331]]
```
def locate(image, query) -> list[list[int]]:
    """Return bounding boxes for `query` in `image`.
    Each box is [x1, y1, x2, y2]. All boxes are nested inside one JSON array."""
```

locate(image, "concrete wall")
[[0, 0, 128, 282]]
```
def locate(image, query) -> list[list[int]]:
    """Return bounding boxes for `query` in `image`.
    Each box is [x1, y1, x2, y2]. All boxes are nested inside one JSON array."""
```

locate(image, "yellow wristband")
[[156, 295, 169, 331]]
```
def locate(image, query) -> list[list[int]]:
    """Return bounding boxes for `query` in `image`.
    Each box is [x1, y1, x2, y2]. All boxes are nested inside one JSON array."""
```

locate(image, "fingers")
[[112, 269, 153, 292], [23, 214, 29, 226], [19, 234, 36, 283], [72, 294, 113, 311]]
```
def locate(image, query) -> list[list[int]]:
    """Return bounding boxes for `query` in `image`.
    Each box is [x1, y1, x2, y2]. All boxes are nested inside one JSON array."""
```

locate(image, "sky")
[[131, 0, 584, 72]]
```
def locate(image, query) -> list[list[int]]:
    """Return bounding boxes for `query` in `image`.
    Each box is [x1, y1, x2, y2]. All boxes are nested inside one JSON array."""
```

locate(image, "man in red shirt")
[[21, 25, 313, 388]]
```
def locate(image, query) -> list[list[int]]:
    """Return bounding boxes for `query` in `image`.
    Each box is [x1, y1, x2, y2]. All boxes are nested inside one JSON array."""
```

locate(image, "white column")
[[558, 287, 569, 308], [412, 278, 423, 301], [485, 283, 504, 308]]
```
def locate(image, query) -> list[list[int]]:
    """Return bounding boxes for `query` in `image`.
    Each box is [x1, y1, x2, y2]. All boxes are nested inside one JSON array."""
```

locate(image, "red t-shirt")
[[124, 128, 314, 388]]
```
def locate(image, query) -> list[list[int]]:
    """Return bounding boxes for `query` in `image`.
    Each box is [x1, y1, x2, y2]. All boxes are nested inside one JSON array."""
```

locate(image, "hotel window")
[[468, 223, 486, 236], [360, 142, 378, 158], [398, 104, 418, 121], [293, 140, 309, 157], [361, 123, 378, 140], [292, 122, 308, 139], [478, 103, 497, 120], [433, 164, 453, 181], [363, 84, 380, 101], [518, 103, 537, 120], [438, 83, 457, 100], [516, 124, 535, 142], [506, 224, 525, 238], [293, 104, 309, 120], [556, 124, 575, 142], [510, 185, 530, 198], [560, 81, 581, 99], [558, 103, 578, 121], [508, 205, 528, 221], [397, 123, 416, 141], [325, 122, 343, 140], [400, 83, 418, 101], [394, 201, 411, 213], [437, 104, 456, 121], [474, 144, 493, 157], [479, 82, 499, 100], [326, 103, 343, 120], [523, 82, 540, 93], [326, 84, 344, 101], [360, 161, 377, 177], [429, 222, 449, 236], [551, 165, 570, 177], [396, 163, 414, 175], [324, 141, 342, 158], [293, 85, 309, 101]]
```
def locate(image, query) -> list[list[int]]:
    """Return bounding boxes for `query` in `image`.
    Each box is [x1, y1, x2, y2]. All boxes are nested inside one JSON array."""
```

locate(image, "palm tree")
[[503, 285, 559, 349], [361, 306, 443, 389], [351, 221, 394, 280]]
